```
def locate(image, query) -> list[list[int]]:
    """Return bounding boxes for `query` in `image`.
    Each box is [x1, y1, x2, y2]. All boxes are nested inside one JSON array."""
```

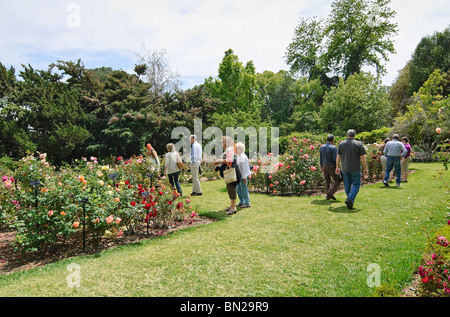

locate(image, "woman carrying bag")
[[164, 143, 183, 196], [213, 136, 241, 215]]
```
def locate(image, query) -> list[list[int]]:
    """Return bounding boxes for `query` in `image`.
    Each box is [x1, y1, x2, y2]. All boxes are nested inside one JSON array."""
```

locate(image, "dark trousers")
[[323, 165, 341, 196], [168, 171, 182, 195]]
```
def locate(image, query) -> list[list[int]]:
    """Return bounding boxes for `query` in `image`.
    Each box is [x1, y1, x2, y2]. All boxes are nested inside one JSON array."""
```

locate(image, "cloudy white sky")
[[0, 0, 449, 89]]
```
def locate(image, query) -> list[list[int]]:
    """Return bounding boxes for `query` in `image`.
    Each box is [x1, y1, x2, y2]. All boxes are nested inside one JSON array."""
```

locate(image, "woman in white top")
[[164, 143, 183, 196], [236, 142, 251, 208]]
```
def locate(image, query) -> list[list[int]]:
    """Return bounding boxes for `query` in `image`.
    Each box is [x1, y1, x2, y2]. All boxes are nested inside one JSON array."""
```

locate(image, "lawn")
[[0, 162, 447, 297]]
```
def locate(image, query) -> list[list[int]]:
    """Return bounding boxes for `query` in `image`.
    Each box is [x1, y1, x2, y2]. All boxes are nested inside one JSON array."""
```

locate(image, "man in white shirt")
[[190, 135, 203, 196], [383, 134, 408, 187]]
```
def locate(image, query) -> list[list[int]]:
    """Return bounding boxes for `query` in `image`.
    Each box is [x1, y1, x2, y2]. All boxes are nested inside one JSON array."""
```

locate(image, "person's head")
[[222, 136, 234, 150], [190, 135, 197, 144], [326, 134, 335, 143], [392, 134, 399, 140], [401, 137, 409, 144], [347, 129, 356, 138], [236, 142, 245, 154], [384, 138, 390, 144], [166, 143, 176, 152]]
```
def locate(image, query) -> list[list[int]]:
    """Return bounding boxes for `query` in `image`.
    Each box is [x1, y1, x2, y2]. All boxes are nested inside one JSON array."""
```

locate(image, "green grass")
[[0, 162, 448, 297]]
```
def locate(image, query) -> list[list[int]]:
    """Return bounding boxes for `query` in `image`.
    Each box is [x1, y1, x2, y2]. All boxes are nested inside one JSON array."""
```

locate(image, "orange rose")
[[73, 221, 80, 228], [436, 127, 442, 134]]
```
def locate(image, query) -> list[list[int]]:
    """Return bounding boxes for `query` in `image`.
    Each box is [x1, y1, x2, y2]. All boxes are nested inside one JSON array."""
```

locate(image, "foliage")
[[364, 144, 383, 179], [1, 152, 197, 253], [249, 136, 323, 195], [418, 222, 450, 297], [392, 70, 450, 159], [370, 283, 399, 297], [409, 26, 450, 96], [0, 59, 219, 164], [357, 127, 391, 144], [285, 0, 398, 83], [319, 72, 392, 134]]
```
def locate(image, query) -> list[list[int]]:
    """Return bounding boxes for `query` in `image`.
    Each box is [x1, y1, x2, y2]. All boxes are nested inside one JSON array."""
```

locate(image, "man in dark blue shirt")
[[320, 134, 341, 201]]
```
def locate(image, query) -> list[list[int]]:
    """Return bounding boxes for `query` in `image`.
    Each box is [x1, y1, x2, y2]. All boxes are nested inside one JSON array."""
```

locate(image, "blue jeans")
[[341, 170, 361, 204], [385, 157, 401, 185], [236, 177, 250, 206], [168, 171, 182, 195]]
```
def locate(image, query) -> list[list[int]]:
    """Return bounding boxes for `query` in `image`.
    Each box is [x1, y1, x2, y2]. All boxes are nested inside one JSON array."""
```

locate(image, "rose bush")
[[417, 221, 450, 297], [249, 137, 323, 195], [1, 152, 196, 253], [364, 144, 383, 179]]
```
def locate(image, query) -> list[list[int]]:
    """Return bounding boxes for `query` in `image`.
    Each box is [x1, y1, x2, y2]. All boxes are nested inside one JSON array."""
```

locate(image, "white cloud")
[[0, 0, 449, 88]]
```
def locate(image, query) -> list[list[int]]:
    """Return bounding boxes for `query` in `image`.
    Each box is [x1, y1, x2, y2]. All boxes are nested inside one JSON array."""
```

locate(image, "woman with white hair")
[[236, 142, 251, 208], [164, 143, 183, 196]]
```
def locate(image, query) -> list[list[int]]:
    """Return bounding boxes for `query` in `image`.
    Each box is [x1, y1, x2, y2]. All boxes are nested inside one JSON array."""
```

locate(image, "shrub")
[[249, 137, 323, 195], [4, 153, 197, 253], [364, 144, 383, 179], [417, 222, 450, 297]]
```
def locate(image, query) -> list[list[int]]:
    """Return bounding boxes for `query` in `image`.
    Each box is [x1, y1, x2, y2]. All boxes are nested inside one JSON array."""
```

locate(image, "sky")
[[0, 0, 449, 90]]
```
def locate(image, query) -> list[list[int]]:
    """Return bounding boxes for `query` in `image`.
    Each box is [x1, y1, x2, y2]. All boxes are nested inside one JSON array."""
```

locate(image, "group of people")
[[160, 135, 251, 216], [319, 130, 412, 210], [155, 129, 412, 213]]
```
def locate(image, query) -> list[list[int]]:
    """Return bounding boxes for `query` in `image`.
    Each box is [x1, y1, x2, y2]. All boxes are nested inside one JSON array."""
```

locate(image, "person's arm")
[[335, 154, 341, 175], [319, 148, 323, 170], [400, 143, 408, 158], [360, 155, 368, 176]]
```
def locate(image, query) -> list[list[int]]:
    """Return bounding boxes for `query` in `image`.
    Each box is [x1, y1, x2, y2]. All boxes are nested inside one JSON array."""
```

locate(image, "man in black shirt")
[[335, 130, 368, 209]]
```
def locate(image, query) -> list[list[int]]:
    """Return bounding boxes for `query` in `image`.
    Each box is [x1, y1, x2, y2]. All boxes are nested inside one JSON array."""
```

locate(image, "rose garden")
[[1, 134, 449, 297], [1, 0, 450, 299]]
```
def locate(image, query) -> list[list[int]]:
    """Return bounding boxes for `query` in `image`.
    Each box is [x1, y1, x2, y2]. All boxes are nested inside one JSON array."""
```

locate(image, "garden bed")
[[0, 216, 215, 276]]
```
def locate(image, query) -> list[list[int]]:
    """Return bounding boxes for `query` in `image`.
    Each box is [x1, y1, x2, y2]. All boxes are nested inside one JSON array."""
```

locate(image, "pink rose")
[[106, 215, 114, 224], [300, 180, 306, 186], [437, 236, 449, 247]]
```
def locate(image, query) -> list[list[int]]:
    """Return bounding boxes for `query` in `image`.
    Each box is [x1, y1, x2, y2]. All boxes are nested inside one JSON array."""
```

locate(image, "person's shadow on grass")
[[310, 199, 359, 213]]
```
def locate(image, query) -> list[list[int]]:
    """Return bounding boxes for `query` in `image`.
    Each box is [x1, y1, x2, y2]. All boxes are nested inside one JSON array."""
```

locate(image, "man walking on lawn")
[[320, 134, 341, 201], [383, 134, 408, 187], [335, 129, 368, 209]]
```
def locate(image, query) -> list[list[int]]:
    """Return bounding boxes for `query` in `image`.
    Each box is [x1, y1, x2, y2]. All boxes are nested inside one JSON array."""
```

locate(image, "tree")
[[285, 0, 398, 84], [409, 26, 450, 95], [136, 46, 181, 95], [204, 49, 264, 131], [256, 70, 297, 126], [389, 61, 413, 117], [392, 70, 450, 159], [0, 64, 90, 164], [319, 72, 392, 134]]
